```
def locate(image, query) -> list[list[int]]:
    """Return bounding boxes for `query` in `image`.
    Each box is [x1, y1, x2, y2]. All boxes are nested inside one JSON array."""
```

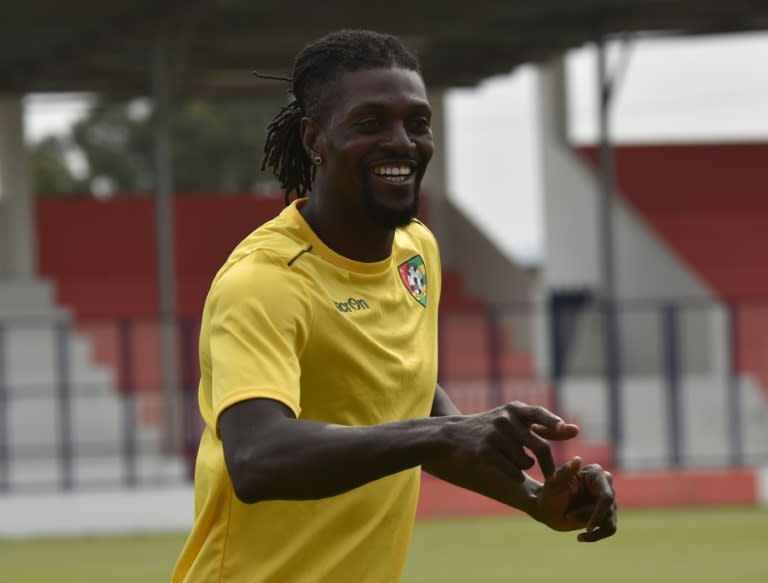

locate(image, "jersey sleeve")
[[207, 250, 312, 425]]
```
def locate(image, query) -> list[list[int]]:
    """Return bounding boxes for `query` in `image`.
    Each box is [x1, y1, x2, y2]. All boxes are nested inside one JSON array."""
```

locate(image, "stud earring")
[[312, 154, 323, 166]]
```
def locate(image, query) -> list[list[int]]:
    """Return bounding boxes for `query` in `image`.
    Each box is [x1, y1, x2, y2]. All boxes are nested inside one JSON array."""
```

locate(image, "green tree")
[[29, 135, 83, 195], [32, 96, 284, 195]]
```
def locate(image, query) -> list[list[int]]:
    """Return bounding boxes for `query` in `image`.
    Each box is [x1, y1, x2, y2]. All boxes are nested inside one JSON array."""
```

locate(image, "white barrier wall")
[[535, 59, 712, 301], [535, 58, 718, 379], [532, 58, 768, 461], [0, 486, 194, 538]]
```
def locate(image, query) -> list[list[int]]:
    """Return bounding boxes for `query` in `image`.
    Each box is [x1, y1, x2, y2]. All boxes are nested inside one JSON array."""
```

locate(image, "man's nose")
[[381, 123, 415, 153]]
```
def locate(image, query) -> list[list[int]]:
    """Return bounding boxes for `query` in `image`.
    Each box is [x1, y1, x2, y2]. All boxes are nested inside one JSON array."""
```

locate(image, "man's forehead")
[[330, 67, 430, 113]]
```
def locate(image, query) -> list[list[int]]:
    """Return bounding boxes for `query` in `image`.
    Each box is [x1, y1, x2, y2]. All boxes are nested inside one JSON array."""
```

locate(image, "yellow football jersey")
[[172, 198, 441, 582]]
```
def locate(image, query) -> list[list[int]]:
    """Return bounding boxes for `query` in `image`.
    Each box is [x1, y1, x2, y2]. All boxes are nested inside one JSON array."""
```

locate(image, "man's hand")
[[535, 456, 617, 542], [437, 402, 580, 482]]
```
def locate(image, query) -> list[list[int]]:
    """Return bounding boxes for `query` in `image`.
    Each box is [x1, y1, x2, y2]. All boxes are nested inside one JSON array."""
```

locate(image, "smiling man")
[[172, 30, 616, 583]]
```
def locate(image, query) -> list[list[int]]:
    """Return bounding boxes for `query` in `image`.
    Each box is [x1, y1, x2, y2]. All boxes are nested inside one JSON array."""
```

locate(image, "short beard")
[[361, 172, 423, 229]]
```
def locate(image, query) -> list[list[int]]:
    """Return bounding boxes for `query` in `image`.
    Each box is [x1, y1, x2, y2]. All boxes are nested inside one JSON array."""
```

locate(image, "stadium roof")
[[2, 0, 767, 95]]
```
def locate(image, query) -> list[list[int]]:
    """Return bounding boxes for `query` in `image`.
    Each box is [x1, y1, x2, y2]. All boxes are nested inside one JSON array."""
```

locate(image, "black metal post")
[[597, 36, 624, 468], [153, 35, 182, 455], [118, 319, 137, 487], [54, 320, 74, 490], [548, 298, 564, 414], [487, 306, 503, 407], [725, 303, 744, 466], [661, 304, 682, 467], [0, 322, 9, 492]]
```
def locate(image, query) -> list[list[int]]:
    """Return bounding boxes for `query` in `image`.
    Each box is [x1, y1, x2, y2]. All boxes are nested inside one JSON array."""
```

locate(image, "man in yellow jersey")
[[173, 29, 616, 583]]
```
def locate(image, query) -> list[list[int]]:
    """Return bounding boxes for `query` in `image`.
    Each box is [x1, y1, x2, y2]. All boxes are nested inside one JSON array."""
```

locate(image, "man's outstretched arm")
[[424, 384, 618, 542], [219, 392, 572, 506]]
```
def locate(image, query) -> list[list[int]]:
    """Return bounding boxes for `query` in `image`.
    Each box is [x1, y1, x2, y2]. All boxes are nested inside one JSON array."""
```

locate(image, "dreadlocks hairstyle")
[[258, 30, 421, 205]]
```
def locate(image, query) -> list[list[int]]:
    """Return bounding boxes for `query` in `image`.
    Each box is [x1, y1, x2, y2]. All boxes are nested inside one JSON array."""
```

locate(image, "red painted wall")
[[417, 467, 758, 517], [580, 143, 768, 299], [581, 143, 768, 391], [37, 193, 285, 317], [36, 145, 768, 392]]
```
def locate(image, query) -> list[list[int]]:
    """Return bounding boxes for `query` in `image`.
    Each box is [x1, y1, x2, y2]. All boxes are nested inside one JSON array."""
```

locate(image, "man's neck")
[[299, 197, 395, 263]]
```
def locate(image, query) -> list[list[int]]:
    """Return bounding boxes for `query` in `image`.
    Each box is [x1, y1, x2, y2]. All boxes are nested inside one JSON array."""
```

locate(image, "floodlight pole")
[[596, 35, 624, 469], [152, 35, 182, 455]]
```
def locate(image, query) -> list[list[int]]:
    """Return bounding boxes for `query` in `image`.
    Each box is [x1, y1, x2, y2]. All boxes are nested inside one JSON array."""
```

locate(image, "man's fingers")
[[493, 435, 536, 471], [515, 403, 566, 431], [578, 504, 617, 542], [531, 422, 580, 441], [577, 524, 616, 543], [515, 403, 579, 441], [495, 402, 581, 478], [546, 456, 582, 486], [508, 447, 536, 471], [495, 409, 556, 477], [520, 431, 557, 478], [571, 465, 617, 542], [583, 468, 615, 531], [565, 504, 595, 525]]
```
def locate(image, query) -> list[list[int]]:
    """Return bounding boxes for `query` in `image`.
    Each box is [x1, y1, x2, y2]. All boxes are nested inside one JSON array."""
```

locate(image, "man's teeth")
[[373, 166, 412, 179]]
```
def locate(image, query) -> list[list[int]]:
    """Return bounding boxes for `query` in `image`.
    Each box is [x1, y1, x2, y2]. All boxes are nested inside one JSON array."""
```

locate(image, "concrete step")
[[5, 453, 188, 490], [0, 280, 68, 318], [2, 325, 114, 389], [8, 393, 122, 456], [561, 374, 768, 470], [739, 375, 768, 465]]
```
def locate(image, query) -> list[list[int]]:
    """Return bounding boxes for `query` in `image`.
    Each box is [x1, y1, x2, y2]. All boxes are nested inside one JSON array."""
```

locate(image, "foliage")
[[30, 135, 83, 194], [29, 96, 284, 196]]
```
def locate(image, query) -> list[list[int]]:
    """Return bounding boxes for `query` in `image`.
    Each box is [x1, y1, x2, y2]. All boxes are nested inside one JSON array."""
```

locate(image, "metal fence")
[[1, 298, 766, 493], [0, 316, 201, 493]]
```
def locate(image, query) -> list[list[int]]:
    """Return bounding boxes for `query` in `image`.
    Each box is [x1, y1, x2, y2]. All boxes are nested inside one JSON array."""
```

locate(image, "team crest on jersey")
[[398, 255, 427, 307]]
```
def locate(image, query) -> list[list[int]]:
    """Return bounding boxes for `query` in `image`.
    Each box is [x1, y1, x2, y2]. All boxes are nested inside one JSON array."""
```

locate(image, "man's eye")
[[409, 118, 431, 132], [356, 119, 380, 131]]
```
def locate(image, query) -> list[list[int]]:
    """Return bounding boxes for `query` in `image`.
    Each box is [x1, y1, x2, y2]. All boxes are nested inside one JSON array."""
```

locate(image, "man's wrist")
[[407, 415, 460, 463], [423, 415, 462, 459]]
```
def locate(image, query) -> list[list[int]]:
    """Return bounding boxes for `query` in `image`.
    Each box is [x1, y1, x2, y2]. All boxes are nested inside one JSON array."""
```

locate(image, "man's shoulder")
[[211, 214, 309, 291], [236, 206, 311, 261], [398, 218, 439, 252]]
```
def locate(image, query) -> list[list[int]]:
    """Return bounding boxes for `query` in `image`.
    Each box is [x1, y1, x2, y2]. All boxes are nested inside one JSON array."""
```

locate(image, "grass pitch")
[[403, 507, 767, 583], [1, 507, 765, 582]]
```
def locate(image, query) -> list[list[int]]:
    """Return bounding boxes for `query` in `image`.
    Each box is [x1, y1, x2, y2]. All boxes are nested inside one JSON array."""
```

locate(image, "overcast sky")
[[25, 31, 768, 265], [445, 31, 768, 264]]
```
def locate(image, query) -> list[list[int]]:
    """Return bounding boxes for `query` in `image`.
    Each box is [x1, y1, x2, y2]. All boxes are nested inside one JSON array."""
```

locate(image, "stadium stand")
[[582, 143, 768, 395]]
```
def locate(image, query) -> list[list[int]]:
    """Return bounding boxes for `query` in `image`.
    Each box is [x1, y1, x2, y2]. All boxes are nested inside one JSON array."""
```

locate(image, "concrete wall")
[[531, 58, 768, 466], [560, 374, 768, 470], [2, 467, 767, 539], [535, 59, 718, 378], [437, 198, 535, 305], [0, 96, 37, 280], [536, 61, 712, 302]]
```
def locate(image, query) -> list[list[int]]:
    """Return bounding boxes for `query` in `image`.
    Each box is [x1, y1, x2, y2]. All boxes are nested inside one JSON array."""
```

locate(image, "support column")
[[424, 89, 448, 200], [596, 37, 624, 469], [535, 58, 611, 450], [152, 37, 182, 455], [0, 96, 37, 280], [535, 60, 601, 289], [423, 89, 454, 267]]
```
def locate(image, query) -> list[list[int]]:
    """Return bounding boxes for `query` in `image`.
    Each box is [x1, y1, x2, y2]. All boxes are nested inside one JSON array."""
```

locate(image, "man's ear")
[[300, 117, 324, 159]]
